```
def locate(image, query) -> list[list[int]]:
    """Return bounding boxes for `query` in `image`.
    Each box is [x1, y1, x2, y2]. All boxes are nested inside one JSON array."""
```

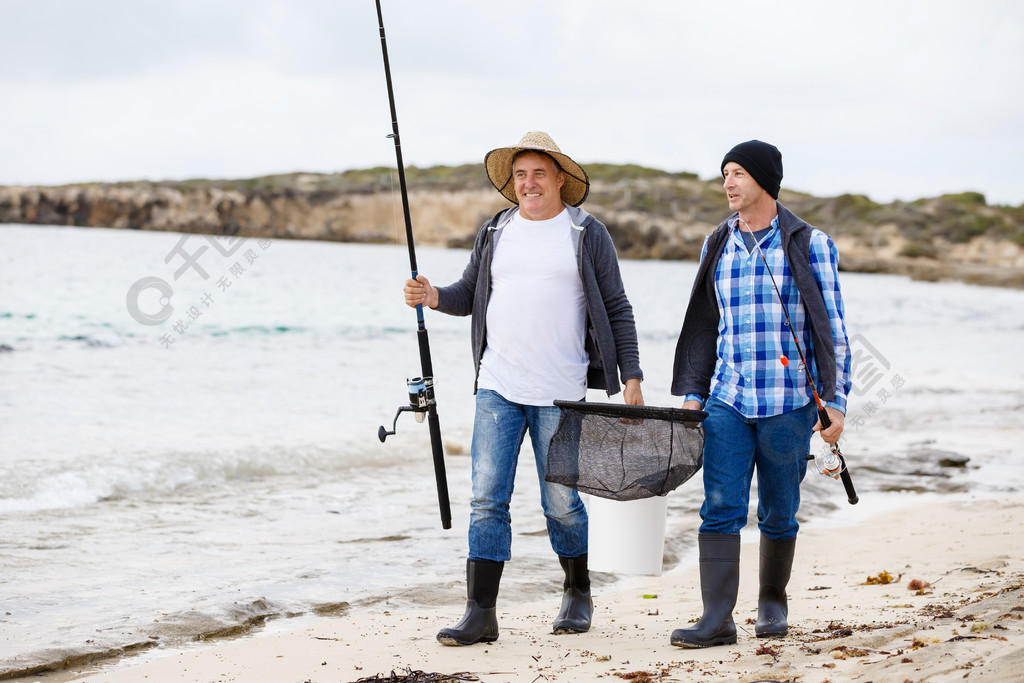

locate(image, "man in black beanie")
[[668, 140, 852, 647]]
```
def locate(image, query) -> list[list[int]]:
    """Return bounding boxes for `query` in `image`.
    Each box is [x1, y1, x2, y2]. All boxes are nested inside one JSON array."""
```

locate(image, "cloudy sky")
[[2, 0, 1022, 205]]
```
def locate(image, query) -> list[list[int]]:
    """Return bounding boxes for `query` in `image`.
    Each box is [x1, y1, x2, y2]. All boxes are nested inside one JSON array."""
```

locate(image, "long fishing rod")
[[374, 0, 452, 530], [742, 218, 859, 505]]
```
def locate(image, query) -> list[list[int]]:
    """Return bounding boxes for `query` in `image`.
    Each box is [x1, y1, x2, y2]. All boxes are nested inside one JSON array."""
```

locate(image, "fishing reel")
[[807, 443, 845, 479], [807, 442, 859, 505], [378, 376, 435, 442]]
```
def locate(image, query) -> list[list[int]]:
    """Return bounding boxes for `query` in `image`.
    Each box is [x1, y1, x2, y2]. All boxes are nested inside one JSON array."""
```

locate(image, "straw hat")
[[484, 131, 590, 207]]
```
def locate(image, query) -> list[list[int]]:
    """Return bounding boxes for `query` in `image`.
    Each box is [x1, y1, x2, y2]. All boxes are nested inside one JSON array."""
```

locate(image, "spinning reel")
[[378, 376, 435, 442]]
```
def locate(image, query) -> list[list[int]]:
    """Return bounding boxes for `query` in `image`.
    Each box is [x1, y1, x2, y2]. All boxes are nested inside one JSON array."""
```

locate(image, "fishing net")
[[545, 401, 707, 502]]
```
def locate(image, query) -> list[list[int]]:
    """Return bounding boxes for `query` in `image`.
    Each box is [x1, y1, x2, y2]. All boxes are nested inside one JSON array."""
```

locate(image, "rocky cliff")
[[2, 165, 1022, 287]]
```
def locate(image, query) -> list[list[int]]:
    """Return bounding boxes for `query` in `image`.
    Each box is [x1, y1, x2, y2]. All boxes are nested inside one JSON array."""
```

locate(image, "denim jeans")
[[699, 396, 818, 540], [467, 389, 588, 562]]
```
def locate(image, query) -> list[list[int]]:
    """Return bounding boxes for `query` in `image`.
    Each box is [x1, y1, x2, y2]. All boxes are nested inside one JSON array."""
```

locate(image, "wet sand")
[[42, 492, 1024, 683]]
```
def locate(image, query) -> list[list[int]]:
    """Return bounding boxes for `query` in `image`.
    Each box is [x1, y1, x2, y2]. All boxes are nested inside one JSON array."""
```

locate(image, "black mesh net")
[[545, 400, 706, 502]]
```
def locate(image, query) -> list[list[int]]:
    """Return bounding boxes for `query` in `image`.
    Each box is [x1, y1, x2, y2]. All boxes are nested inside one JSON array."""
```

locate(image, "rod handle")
[[837, 454, 859, 505]]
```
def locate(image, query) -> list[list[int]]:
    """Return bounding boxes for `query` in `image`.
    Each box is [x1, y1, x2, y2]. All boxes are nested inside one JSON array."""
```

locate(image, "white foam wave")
[[0, 443, 407, 514]]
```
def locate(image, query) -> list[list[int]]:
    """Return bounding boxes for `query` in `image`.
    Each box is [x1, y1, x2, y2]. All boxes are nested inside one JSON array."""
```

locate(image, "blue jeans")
[[467, 389, 588, 562], [699, 396, 818, 540]]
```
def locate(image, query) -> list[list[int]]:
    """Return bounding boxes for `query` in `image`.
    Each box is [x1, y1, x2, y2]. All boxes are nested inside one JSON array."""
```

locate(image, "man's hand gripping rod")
[[808, 410, 859, 505]]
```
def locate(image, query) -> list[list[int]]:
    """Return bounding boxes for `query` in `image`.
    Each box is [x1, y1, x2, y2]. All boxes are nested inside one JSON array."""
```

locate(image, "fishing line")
[[388, 167, 401, 245], [740, 217, 859, 505]]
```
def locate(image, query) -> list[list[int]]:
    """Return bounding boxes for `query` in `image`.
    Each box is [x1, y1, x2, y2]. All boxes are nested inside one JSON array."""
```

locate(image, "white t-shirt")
[[477, 209, 589, 405]]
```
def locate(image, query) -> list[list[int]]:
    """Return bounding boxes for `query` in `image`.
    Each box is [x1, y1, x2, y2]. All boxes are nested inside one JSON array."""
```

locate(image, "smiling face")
[[722, 161, 771, 217], [513, 151, 566, 220]]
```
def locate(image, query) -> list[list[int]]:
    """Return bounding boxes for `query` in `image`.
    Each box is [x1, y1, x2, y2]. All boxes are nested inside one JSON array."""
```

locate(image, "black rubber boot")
[[755, 534, 796, 638], [436, 559, 504, 646], [552, 554, 593, 634], [670, 533, 740, 648]]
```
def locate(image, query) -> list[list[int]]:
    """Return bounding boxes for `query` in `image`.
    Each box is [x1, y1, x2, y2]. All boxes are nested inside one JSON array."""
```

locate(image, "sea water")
[[1, 223, 1022, 674]]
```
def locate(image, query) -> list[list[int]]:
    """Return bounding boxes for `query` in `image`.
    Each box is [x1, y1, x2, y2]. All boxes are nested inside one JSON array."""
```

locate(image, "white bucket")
[[585, 494, 668, 575]]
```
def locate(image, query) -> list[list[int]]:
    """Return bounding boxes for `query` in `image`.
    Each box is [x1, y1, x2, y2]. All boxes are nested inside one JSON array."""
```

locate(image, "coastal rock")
[[2, 168, 1022, 287]]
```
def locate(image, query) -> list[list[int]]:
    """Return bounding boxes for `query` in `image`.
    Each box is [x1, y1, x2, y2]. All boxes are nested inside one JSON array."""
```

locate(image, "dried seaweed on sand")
[[351, 668, 478, 683]]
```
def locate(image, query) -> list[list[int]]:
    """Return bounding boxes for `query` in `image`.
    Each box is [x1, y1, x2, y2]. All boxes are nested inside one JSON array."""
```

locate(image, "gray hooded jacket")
[[435, 204, 643, 396]]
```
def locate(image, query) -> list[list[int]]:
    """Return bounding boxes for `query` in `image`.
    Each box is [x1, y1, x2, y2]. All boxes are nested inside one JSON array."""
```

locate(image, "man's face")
[[722, 161, 768, 216], [513, 151, 566, 221]]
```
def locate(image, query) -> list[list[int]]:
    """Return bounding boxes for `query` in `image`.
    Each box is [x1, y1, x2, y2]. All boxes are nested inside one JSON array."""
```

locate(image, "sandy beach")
[[28, 491, 1020, 683]]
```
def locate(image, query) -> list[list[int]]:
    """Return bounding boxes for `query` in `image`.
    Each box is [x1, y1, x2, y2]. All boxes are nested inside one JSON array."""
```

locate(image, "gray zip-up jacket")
[[435, 204, 643, 396]]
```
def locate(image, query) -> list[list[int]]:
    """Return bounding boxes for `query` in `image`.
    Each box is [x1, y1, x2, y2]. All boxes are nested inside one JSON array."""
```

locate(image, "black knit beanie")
[[721, 140, 783, 199]]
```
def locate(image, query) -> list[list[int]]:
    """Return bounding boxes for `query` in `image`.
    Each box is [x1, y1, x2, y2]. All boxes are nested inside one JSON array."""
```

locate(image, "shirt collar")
[[727, 215, 780, 232]]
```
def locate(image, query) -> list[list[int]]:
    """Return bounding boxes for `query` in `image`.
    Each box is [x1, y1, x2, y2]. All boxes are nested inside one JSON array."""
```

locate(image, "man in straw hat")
[[670, 140, 851, 648], [404, 131, 645, 645]]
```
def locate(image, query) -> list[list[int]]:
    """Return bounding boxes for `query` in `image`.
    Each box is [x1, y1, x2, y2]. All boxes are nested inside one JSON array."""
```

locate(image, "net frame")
[[552, 401, 706, 424]]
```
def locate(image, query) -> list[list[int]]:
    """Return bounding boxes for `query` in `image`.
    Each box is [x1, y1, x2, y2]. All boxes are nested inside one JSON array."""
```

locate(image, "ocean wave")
[[191, 324, 413, 339], [0, 443, 407, 515], [57, 333, 126, 348], [209, 324, 307, 336]]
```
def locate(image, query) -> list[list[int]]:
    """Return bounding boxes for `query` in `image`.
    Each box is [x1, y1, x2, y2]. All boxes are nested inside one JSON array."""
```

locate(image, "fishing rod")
[[742, 218, 859, 505], [374, 0, 452, 530]]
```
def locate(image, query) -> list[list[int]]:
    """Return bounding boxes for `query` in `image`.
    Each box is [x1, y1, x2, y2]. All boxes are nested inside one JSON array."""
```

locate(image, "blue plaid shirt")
[[685, 216, 851, 418]]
